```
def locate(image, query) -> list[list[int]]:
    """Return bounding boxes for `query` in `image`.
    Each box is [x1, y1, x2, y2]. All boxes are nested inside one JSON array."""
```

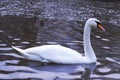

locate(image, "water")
[[0, 0, 120, 80]]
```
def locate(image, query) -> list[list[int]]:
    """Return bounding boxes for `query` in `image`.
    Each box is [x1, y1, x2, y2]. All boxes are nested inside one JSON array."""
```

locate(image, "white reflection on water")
[[0, 71, 80, 80], [0, 30, 4, 33], [21, 41, 30, 44], [101, 38, 110, 42], [3, 60, 19, 64], [71, 40, 83, 44], [98, 67, 111, 73], [0, 56, 96, 80], [0, 47, 12, 50], [0, 44, 7, 47], [95, 35, 101, 39], [0, 65, 39, 72], [13, 38, 20, 41], [102, 46, 110, 50], [46, 41, 58, 45], [106, 57, 120, 65], [91, 73, 120, 79], [0, 53, 23, 58], [95, 35, 110, 42], [0, 62, 6, 66]]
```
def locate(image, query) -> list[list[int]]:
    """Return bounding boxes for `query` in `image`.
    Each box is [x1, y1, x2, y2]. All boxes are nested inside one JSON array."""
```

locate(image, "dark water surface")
[[0, 0, 120, 80]]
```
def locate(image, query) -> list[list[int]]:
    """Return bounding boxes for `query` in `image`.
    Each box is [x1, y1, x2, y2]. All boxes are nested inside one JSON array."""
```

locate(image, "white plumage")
[[12, 18, 105, 64]]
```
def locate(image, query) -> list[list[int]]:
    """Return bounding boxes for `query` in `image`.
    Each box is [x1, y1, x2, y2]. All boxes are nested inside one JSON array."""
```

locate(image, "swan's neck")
[[83, 24, 96, 61]]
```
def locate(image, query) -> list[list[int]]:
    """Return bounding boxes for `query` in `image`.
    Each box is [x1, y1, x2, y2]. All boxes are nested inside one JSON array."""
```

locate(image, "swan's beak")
[[98, 24, 105, 31]]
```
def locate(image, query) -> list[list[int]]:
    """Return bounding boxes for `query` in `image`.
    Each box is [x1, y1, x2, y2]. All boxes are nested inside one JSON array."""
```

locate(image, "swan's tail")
[[12, 46, 28, 58]]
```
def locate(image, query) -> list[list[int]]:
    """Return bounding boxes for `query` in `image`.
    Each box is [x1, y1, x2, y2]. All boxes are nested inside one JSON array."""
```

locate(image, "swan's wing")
[[24, 45, 85, 64]]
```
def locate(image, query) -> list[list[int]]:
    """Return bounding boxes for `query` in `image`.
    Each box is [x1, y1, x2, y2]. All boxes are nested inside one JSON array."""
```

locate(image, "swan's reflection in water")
[[80, 63, 96, 80], [0, 57, 96, 80], [27, 61, 96, 80]]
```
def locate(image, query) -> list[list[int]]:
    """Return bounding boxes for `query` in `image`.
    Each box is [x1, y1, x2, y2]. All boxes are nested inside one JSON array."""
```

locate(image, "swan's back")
[[24, 45, 86, 64]]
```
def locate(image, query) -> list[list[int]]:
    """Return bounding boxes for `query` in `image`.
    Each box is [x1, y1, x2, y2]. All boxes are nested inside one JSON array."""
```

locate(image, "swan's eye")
[[95, 21, 105, 31]]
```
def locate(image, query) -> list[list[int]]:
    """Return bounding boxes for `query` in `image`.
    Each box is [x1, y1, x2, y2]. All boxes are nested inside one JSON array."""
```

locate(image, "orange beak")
[[98, 24, 105, 31]]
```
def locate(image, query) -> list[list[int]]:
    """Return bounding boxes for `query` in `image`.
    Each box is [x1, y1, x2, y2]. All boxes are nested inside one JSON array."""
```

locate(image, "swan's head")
[[86, 18, 105, 31]]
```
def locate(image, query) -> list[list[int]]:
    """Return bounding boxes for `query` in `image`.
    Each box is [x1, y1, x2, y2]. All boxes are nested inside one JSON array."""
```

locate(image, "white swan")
[[12, 18, 105, 64]]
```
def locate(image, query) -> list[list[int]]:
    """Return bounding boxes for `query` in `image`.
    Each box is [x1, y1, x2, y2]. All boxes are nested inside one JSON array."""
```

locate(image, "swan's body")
[[12, 45, 89, 64], [12, 18, 105, 64]]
